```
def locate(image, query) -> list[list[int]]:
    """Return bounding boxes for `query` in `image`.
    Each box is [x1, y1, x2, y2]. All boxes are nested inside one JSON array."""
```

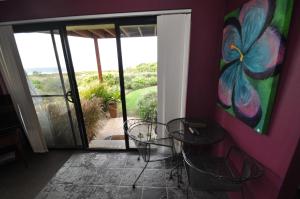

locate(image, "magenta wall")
[[215, 0, 300, 198], [0, 0, 225, 120], [1, 0, 300, 198]]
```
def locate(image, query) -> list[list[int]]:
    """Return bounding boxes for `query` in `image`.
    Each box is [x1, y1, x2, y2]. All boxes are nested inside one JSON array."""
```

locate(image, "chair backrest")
[[182, 149, 243, 191], [126, 120, 173, 162], [183, 146, 264, 192], [126, 121, 157, 162]]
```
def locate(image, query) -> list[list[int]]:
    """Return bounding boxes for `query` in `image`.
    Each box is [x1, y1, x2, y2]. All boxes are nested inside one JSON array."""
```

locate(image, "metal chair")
[[182, 146, 264, 199], [125, 119, 174, 188]]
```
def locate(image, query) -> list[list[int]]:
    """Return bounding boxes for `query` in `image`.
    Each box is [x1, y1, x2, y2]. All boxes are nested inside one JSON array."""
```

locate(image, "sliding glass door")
[[14, 30, 82, 148], [13, 16, 157, 150], [65, 24, 126, 149], [118, 23, 158, 148]]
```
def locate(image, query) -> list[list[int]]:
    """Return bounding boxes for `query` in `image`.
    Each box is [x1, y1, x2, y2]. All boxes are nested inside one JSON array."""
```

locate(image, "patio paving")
[[94, 117, 136, 140], [89, 117, 136, 149]]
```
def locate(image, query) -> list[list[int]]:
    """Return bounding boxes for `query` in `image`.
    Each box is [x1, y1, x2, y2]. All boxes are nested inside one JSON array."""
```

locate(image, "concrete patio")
[[89, 117, 135, 149]]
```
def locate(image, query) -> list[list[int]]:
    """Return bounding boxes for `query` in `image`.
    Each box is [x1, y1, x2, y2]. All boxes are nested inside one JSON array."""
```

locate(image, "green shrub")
[[137, 90, 157, 121], [83, 75, 98, 84], [79, 82, 120, 110], [129, 75, 157, 90], [127, 63, 157, 73], [103, 73, 119, 86], [31, 79, 43, 90]]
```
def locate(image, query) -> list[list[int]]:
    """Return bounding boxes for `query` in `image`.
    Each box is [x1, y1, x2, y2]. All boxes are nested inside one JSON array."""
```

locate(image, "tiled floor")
[[0, 150, 73, 199], [35, 151, 228, 199]]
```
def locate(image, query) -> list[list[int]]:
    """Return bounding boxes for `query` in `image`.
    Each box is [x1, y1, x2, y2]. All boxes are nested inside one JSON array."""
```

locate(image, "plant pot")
[[108, 101, 117, 118]]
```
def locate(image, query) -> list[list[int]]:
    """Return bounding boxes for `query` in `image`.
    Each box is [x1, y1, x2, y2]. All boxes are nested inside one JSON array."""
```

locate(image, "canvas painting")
[[218, 0, 294, 133]]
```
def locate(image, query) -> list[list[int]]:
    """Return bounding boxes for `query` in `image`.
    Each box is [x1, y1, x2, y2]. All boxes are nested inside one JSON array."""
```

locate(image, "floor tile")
[[142, 187, 167, 199], [65, 152, 98, 167], [143, 169, 166, 187], [50, 166, 97, 185], [120, 168, 143, 186], [35, 184, 75, 199], [104, 153, 127, 169], [165, 158, 177, 169], [165, 167, 188, 188], [191, 190, 228, 199], [89, 153, 110, 168], [115, 186, 142, 199], [165, 169, 179, 188], [167, 187, 187, 199], [125, 154, 146, 168], [88, 168, 106, 185], [34, 151, 230, 199], [70, 185, 98, 199], [88, 185, 119, 199], [102, 168, 125, 185], [147, 160, 165, 169]]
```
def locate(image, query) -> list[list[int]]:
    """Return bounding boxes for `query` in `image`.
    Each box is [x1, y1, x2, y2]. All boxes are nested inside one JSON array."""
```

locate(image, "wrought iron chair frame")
[[124, 119, 175, 188], [182, 146, 264, 199]]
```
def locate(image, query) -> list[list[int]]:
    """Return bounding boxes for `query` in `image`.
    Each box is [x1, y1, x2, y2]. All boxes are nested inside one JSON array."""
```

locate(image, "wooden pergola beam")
[[67, 31, 78, 37], [138, 26, 143, 37], [72, 30, 92, 38], [88, 29, 104, 38], [120, 27, 129, 37], [104, 28, 116, 37]]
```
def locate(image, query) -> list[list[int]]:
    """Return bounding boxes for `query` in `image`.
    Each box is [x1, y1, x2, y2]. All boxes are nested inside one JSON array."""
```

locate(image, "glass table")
[[166, 118, 226, 146]]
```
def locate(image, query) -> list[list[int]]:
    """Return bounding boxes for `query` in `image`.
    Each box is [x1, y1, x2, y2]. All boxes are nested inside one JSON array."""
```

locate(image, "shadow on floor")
[[0, 150, 73, 199]]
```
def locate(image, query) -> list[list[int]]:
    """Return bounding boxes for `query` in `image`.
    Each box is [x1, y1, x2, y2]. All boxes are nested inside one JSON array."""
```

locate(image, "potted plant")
[[107, 98, 118, 118]]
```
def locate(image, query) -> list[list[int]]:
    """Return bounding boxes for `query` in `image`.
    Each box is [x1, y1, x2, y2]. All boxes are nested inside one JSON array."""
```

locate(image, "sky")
[[14, 33, 157, 73]]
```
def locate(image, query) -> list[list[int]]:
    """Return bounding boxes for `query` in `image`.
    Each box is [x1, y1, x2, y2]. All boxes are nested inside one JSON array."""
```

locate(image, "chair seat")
[[189, 155, 234, 177], [183, 146, 264, 198], [187, 154, 241, 191]]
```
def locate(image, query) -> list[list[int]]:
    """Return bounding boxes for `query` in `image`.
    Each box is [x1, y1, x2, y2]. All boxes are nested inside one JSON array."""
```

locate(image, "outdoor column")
[[93, 36, 103, 82]]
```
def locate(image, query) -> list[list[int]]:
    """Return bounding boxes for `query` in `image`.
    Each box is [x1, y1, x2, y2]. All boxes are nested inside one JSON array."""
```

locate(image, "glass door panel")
[[66, 24, 125, 149], [53, 31, 82, 147], [119, 24, 158, 148], [14, 31, 81, 148]]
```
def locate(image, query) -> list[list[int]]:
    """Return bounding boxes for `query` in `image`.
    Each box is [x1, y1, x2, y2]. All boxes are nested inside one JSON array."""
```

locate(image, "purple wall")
[[0, 0, 299, 198], [0, 0, 226, 120], [215, 0, 300, 198]]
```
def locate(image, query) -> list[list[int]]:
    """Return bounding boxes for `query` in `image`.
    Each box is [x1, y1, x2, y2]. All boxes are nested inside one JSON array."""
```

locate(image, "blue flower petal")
[[218, 62, 240, 108], [243, 27, 284, 79], [233, 69, 262, 127], [222, 25, 242, 63], [239, 0, 269, 52]]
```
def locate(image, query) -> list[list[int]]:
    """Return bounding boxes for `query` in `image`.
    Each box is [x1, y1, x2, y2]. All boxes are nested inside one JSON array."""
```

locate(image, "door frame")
[[13, 16, 157, 150], [14, 29, 81, 149]]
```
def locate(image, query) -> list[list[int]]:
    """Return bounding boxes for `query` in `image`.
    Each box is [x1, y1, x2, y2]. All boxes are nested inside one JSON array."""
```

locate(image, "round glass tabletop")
[[166, 118, 226, 146]]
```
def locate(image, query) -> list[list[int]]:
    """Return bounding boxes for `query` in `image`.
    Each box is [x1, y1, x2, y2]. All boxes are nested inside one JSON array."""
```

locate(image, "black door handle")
[[65, 90, 74, 103]]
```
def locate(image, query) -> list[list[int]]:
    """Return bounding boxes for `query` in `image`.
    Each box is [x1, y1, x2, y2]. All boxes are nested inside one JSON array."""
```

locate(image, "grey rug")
[[35, 151, 227, 199]]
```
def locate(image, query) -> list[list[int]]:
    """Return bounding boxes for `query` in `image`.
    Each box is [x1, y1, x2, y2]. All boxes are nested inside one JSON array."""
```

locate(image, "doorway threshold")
[[88, 140, 136, 149]]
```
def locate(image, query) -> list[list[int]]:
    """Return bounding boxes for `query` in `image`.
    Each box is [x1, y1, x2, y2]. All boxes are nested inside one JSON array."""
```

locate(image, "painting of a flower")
[[218, 0, 294, 133]]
